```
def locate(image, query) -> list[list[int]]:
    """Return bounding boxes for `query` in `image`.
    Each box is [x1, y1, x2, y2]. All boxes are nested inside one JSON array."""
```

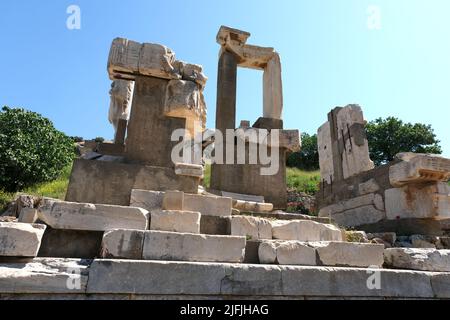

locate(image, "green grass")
[[286, 167, 321, 195], [203, 163, 211, 188], [0, 164, 72, 213]]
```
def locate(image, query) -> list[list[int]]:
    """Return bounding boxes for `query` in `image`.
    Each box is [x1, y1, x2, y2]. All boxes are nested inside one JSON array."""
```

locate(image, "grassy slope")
[[0, 164, 72, 212]]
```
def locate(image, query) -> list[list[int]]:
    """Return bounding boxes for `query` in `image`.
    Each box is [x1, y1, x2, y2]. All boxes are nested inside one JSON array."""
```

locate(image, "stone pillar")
[[125, 76, 185, 167], [114, 119, 127, 145], [263, 53, 283, 120], [215, 50, 238, 134]]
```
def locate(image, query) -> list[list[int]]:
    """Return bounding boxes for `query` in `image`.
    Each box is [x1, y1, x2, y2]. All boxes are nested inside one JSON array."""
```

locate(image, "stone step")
[[101, 229, 246, 263], [130, 189, 232, 217], [384, 248, 450, 272], [0, 222, 46, 257], [257, 240, 384, 267], [35, 198, 149, 232], [235, 210, 331, 224], [1, 258, 446, 299], [150, 210, 200, 234], [230, 215, 343, 242]]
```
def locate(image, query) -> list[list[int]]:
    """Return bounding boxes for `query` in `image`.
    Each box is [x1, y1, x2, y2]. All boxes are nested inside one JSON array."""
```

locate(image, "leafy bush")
[[0, 107, 75, 192], [366, 117, 442, 165], [287, 133, 319, 171]]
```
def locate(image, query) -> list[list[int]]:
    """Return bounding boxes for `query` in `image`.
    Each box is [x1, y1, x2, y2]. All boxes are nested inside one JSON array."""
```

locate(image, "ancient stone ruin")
[[1, 27, 450, 300]]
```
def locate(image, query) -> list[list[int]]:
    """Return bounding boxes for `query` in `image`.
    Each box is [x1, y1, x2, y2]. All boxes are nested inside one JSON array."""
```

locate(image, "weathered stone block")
[[258, 240, 317, 265], [271, 220, 342, 242], [358, 179, 380, 195], [101, 229, 145, 259], [0, 223, 46, 257], [107, 38, 141, 80], [331, 206, 386, 228], [0, 258, 89, 294], [38, 199, 149, 231], [385, 183, 450, 220], [384, 248, 450, 272], [174, 163, 204, 178], [142, 231, 246, 263], [130, 189, 164, 211], [18, 208, 38, 223], [150, 210, 201, 234], [221, 191, 265, 203], [66, 159, 198, 206], [389, 153, 450, 187], [311, 242, 385, 267], [184, 194, 232, 217], [162, 191, 184, 211], [232, 200, 273, 213], [139, 43, 179, 79], [231, 216, 272, 240]]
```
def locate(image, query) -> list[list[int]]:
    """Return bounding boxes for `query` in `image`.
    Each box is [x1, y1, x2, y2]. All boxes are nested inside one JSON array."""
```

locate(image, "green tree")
[[287, 133, 319, 171], [366, 117, 442, 166], [0, 107, 75, 192]]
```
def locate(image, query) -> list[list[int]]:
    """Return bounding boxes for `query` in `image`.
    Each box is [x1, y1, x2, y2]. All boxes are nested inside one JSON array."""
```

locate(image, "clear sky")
[[1, 0, 449, 156]]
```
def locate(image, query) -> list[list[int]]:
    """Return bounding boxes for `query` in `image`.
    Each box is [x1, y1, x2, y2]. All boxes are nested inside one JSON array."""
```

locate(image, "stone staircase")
[[1, 190, 450, 299]]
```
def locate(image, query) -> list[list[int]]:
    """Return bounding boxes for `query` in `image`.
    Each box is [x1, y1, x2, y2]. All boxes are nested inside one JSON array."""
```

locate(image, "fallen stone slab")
[[143, 231, 246, 263], [37, 199, 149, 231], [0, 258, 89, 294], [384, 248, 450, 272], [239, 211, 331, 224], [0, 223, 46, 257], [221, 191, 265, 203], [231, 216, 272, 240], [150, 210, 201, 234], [389, 153, 450, 187], [184, 193, 232, 217], [175, 163, 204, 178], [311, 241, 385, 267], [233, 200, 273, 213], [330, 206, 386, 228], [271, 220, 343, 242], [101, 229, 145, 259], [258, 240, 317, 265]]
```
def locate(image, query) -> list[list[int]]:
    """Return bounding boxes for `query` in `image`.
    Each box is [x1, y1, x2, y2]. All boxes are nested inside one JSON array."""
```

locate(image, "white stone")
[[336, 105, 374, 179], [162, 191, 184, 211], [221, 191, 265, 203], [101, 229, 145, 259], [359, 179, 380, 195], [0, 258, 88, 293], [143, 231, 246, 263], [258, 240, 317, 265], [18, 208, 38, 223], [174, 163, 204, 178], [0, 223, 46, 257], [319, 193, 379, 217], [138, 43, 180, 79], [174, 60, 208, 89], [311, 242, 385, 267], [331, 206, 386, 228], [150, 210, 200, 234], [385, 184, 450, 220], [108, 80, 134, 136], [130, 189, 164, 211], [318, 121, 334, 185], [184, 193, 232, 217], [107, 38, 141, 80], [37, 199, 149, 231], [271, 220, 343, 242], [231, 216, 272, 240], [389, 153, 450, 187], [233, 200, 273, 213], [164, 80, 206, 130], [384, 248, 450, 272], [263, 53, 283, 120]]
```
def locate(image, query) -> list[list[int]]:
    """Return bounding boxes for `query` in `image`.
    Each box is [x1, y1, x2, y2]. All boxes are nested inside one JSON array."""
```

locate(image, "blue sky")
[[1, 0, 449, 156]]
